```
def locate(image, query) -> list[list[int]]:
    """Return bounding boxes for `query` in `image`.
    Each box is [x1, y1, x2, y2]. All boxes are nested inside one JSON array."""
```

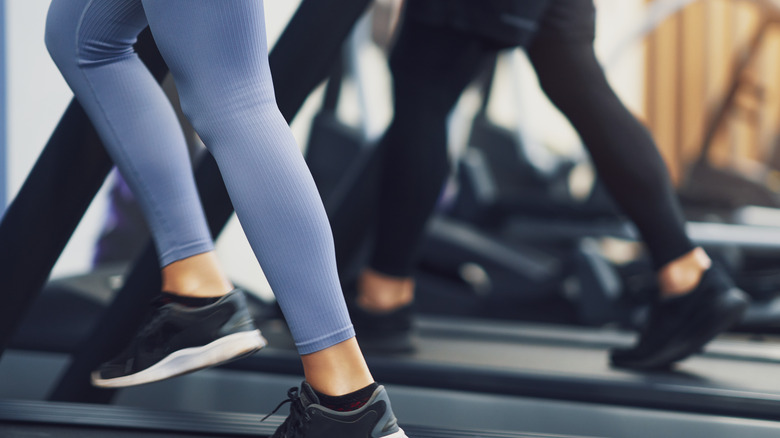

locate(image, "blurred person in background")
[[342, 0, 749, 370]]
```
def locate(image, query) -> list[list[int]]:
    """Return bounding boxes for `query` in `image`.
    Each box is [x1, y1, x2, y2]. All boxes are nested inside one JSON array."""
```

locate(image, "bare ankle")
[[657, 247, 711, 297], [161, 251, 233, 297], [302, 338, 374, 396], [356, 268, 414, 312]]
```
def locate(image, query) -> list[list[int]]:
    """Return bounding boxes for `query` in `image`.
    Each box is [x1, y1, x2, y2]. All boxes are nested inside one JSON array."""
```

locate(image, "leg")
[[526, 0, 748, 368], [0, 29, 166, 356], [527, 0, 700, 280], [45, 0, 215, 270], [139, 0, 372, 394], [46, 0, 230, 297], [46, 0, 264, 387], [347, 14, 499, 350], [138, 3, 405, 434], [370, 18, 497, 280], [271, 0, 373, 122]]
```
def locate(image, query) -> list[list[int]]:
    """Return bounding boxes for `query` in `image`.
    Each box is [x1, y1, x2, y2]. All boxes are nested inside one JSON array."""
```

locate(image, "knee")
[[178, 81, 280, 147]]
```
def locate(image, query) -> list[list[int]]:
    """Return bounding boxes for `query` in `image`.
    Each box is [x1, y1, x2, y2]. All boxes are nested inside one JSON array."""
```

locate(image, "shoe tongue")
[[299, 382, 320, 407]]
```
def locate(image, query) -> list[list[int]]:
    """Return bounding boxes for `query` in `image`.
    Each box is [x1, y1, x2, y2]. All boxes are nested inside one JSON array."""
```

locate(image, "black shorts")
[[404, 0, 595, 48], [404, 0, 549, 48], [531, 0, 596, 45]]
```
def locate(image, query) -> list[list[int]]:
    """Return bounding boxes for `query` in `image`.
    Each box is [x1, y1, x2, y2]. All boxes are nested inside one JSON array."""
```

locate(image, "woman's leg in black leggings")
[[528, 0, 748, 370], [369, 20, 498, 278], [526, 0, 695, 273], [353, 17, 498, 320]]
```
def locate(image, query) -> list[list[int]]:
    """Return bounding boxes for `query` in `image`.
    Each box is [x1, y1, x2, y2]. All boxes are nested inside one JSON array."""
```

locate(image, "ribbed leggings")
[[45, 0, 353, 354]]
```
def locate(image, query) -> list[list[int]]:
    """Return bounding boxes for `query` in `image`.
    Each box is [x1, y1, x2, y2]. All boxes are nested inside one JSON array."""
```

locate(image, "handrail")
[[0, 0, 7, 213]]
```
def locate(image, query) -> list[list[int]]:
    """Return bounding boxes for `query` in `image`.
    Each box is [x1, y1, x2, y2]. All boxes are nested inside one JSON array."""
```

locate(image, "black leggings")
[[369, 0, 695, 277]]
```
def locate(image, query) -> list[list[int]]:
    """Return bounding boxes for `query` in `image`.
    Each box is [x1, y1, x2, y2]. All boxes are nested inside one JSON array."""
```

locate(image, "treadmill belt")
[[0, 424, 222, 438], [0, 400, 596, 438], [230, 315, 780, 422]]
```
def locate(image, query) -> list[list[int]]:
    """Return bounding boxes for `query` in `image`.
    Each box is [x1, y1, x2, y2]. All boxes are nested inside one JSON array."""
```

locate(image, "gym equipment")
[[0, 0, 6, 210], [605, 0, 780, 218], [678, 0, 780, 215], [7, 4, 780, 437], [9, 300, 780, 436], [0, 399, 580, 438]]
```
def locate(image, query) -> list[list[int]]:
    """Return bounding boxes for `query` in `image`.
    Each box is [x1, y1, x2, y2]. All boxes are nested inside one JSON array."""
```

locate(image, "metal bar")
[[0, 0, 6, 211]]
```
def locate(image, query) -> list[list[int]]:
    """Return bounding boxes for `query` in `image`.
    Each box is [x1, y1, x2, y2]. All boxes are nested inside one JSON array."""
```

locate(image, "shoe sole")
[[611, 288, 749, 370], [382, 429, 408, 438], [91, 329, 267, 388]]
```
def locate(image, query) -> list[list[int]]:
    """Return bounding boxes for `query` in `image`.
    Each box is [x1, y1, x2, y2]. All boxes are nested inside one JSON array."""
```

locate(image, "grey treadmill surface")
[[4, 352, 780, 437], [226, 315, 780, 423], [9, 309, 780, 427], [0, 399, 596, 438]]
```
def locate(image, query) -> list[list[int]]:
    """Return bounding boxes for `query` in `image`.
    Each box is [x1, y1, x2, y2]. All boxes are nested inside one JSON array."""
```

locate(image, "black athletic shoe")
[[91, 289, 267, 388], [266, 382, 408, 438], [348, 301, 416, 354], [610, 266, 749, 369]]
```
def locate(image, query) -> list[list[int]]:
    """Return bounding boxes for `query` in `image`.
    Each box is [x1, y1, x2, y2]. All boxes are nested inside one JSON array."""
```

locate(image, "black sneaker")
[[348, 301, 416, 354], [91, 289, 267, 388], [610, 266, 749, 369], [266, 382, 408, 438]]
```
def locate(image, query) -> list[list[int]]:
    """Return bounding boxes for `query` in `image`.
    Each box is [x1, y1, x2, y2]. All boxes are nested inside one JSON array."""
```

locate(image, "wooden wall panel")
[[644, 0, 780, 184], [646, 10, 681, 180], [680, 2, 707, 166]]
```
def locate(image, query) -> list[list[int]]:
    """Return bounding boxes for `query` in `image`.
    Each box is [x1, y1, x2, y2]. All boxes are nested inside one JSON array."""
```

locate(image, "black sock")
[[314, 382, 379, 412], [158, 291, 225, 307]]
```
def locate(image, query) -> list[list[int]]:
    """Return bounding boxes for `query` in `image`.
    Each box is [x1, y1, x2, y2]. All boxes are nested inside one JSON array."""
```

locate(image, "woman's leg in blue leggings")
[[45, 0, 214, 269], [139, 0, 355, 356], [42, 5, 409, 424], [47, 0, 358, 361], [46, 0, 262, 389]]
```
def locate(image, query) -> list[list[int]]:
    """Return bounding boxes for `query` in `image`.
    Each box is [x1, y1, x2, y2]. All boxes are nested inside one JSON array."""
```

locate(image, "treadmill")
[[1, 399, 580, 438], [229, 315, 780, 423], [10, 267, 780, 425], [4, 345, 780, 438]]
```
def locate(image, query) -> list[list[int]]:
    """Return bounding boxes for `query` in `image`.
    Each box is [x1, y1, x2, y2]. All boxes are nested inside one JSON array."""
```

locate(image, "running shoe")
[[91, 288, 266, 387], [610, 266, 749, 369], [267, 382, 408, 438]]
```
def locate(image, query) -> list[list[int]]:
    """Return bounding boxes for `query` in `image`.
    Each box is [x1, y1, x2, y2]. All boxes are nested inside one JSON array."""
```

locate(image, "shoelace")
[[261, 387, 310, 438]]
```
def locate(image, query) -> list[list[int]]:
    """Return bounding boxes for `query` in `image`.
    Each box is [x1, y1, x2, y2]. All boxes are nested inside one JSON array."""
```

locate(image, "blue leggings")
[[45, 0, 354, 355]]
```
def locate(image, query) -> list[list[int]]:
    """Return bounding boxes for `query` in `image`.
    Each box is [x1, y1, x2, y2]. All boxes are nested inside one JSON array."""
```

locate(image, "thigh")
[[47, 0, 147, 64], [139, 0, 273, 105], [390, 17, 497, 113]]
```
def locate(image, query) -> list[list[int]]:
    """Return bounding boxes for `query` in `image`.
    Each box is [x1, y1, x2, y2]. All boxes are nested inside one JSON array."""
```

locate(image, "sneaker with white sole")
[[91, 288, 266, 388], [266, 382, 408, 438]]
